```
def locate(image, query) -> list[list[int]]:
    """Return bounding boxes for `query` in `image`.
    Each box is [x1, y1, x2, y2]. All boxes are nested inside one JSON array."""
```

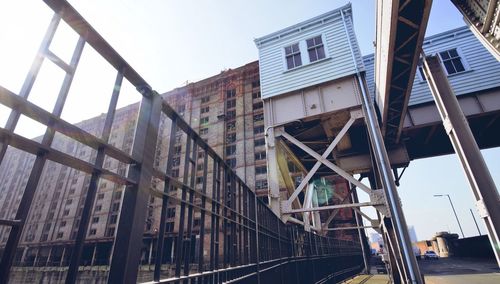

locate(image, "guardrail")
[[0, 1, 364, 283]]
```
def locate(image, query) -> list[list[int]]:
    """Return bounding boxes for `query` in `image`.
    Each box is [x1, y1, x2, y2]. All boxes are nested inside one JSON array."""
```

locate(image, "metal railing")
[[0, 1, 364, 283]]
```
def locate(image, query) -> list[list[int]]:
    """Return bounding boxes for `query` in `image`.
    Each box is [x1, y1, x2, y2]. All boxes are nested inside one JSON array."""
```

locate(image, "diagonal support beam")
[[353, 207, 375, 223], [280, 129, 373, 206], [275, 140, 303, 211], [280, 111, 364, 210], [398, 16, 419, 29]]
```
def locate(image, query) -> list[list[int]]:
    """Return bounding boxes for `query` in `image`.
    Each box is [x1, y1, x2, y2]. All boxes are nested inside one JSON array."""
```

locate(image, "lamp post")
[[434, 194, 465, 238], [470, 208, 482, 236]]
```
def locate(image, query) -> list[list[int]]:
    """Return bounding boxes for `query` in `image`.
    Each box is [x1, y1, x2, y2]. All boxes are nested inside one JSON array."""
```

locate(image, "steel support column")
[[352, 187, 370, 274], [357, 73, 422, 283], [107, 89, 162, 283], [66, 70, 122, 284], [154, 118, 178, 281], [423, 54, 500, 267]]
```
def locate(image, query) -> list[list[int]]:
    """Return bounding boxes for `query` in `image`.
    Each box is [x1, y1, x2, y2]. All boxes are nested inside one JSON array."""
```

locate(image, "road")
[[345, 257, 499, 284], [419, 257, 500, 284]]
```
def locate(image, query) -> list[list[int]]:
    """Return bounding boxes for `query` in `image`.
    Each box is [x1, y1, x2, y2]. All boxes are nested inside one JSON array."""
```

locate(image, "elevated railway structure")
[[452, 0, 500, 61], [374, 0, 500, 279], [0, 0, 499, 283]]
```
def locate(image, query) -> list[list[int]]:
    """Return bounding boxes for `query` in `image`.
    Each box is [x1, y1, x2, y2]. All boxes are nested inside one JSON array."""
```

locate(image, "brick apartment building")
[[0, 60, 354, 270]]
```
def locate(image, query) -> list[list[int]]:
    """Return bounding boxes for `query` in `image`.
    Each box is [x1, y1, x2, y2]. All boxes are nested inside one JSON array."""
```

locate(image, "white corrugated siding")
[[363, 26, 500, 106], [257, 7, 363, 99]]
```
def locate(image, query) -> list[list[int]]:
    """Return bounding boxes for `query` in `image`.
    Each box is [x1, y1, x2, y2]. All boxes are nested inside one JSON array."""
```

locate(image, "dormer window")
[[285, 43, 302, 69], [306, 36, 325, 62]]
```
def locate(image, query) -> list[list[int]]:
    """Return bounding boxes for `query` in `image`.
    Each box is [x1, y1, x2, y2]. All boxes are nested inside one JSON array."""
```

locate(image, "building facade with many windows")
[[0, 61, 293, 271]]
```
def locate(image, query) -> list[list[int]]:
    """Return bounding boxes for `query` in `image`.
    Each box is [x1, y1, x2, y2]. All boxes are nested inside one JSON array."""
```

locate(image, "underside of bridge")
[[375, 1, 500, 277], [403, 96, 500, 159], [452, 0, 500, 61]]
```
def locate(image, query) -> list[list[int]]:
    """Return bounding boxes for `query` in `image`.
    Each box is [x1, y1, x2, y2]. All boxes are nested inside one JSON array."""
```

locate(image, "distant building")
[[408, 226, 418, 243], [0, 104, 138, 266]]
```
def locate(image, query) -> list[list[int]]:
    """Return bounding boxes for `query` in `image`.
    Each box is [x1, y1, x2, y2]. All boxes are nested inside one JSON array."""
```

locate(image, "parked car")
[[424, 250, 439, 260]]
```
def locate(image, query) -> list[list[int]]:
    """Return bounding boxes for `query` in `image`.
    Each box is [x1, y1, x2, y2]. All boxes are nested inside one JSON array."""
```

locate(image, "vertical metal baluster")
[[66, 69, 122, 284], [238, 182, 243, 266], [230, 174, 237, 267], [174, 135, 191, 278], [209, 158, 217, 283], [215, 161, 221, 282], [242, 184, 248, 265], [198, 149, 208, 274], [254, 191, 261, 284], [222, 169, 228, 270], [183, 140, 197, 279], [107, 88, 162, 283], [153, 117, 178, 281]]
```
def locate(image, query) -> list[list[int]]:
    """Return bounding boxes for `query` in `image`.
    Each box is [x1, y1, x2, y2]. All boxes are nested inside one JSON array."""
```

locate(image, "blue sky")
[[0, 0, 498, 240]]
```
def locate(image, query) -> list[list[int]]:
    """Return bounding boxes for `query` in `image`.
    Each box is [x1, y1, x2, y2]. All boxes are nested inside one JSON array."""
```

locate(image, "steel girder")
[[452, 0, 500, 61], [375, 0, 432, 144], [422, 54, 500, 268]]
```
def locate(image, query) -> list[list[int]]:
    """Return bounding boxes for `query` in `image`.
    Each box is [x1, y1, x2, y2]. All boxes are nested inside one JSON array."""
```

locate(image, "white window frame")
[[283, 42, 303, 70], [281, 34, 329, 72], [305, 34, 327, 63], [437, 47, 470, 76]]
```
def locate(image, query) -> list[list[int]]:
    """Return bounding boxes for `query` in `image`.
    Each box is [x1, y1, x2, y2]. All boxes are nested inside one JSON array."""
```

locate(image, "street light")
[[434, 194, 465, 238], [469, 208, 482, 236]]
